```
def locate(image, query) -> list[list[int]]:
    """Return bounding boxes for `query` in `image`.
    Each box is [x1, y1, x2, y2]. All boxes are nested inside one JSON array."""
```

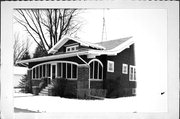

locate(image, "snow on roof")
[[17, 51, 89, 63], [48, 36, 105, 54], [17, 36, 134, 64], [96, 36, 132, 50]]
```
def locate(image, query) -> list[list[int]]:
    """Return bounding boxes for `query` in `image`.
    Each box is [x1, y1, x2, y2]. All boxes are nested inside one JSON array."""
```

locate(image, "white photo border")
[[1, 1, 179, 119]]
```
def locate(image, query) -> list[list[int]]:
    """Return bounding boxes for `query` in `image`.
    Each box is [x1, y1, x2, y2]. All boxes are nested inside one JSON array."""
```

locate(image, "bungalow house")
[[17, 36, 136, 99]]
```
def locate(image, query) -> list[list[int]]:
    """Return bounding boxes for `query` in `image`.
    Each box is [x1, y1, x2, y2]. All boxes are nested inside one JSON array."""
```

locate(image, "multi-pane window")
[[40, 65, 42, 78], [57, 63, 62, 77], [72, 64, 77, 78], [122, 63, 128, 74], [107, 60, 114, 72], [57, 62, 77, 79], [129, 65, 136, 81], [47, 64, 51, 77], [89, 60, 103, 80], [32, 64, 51, 79], [36, 67, 39, 78], [33, 68, 35, 78], [43, 64, 46, 77], [66, 45, 78, 52], [32, 62, 77, 80]]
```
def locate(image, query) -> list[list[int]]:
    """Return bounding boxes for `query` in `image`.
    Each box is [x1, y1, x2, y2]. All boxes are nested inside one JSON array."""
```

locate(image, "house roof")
[[17, 36, 134, 64], [96, 37, 132, 50], [48, 36, 105, 54]]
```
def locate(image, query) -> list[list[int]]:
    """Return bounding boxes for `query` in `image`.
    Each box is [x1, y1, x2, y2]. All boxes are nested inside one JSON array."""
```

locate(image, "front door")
[[52, 65, 56, 79]]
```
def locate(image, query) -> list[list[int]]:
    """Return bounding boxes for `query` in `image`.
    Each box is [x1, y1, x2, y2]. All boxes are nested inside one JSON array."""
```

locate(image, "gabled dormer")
[[48, 36, 105, 54], [65, 43, 79, 52]]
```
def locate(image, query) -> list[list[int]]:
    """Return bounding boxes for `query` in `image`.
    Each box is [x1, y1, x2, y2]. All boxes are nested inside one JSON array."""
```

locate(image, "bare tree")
[[14, 33, 30, 66], [14, 9, 82, 54]]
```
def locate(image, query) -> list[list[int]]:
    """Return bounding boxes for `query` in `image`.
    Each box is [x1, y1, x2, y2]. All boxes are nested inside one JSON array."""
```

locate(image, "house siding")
[[64, 80, 77, 98], [28, 43, 136, 98], [104, 44, 136, 98], [90, 81, 103, 89]]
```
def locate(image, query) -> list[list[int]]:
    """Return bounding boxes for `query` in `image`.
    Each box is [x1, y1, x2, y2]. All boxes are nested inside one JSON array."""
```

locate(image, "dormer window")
[[66, 45, 78, 52]]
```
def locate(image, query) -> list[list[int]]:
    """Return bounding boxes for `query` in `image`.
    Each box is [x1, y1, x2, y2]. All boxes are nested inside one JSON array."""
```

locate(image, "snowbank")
[[14, 92, 167, 113]]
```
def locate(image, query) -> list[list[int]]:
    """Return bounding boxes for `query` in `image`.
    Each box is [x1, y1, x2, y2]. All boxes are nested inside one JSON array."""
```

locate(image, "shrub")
[[18, 74, 32, 93], [63, 81, 77, 98], [105, 79, 120, 98], [51, 78, 67, 97]]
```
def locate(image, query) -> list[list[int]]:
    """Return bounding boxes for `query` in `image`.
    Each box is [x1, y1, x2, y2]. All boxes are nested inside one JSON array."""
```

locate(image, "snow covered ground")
[[14, 92, 167, 113]]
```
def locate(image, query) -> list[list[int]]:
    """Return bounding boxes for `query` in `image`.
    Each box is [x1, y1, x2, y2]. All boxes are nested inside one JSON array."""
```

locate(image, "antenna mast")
[[101, 9, 107, 43]]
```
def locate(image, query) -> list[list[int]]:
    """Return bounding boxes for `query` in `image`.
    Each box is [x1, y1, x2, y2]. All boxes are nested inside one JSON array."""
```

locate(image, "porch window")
[[40, 65, 42, 78], [36, 67, 38, 78], [42, 64, 46, 77], [57, 63, 62, 77], [32, 63, 51, 79], [63, 63, 66, 78], [57, 62, 77, 79], [89, 59, 103, 80], [72, 64, 77, 78], [67, 63, 71, 78], [47, 64, 51, 77], [33, 68, 35, 78], [129, 65, 136, 81]]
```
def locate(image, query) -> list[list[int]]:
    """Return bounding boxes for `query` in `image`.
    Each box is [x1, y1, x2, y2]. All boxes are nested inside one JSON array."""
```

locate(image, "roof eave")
[[17, 51, 89, 64]]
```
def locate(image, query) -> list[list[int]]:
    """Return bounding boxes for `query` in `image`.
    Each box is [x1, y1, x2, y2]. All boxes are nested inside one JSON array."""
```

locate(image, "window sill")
[[129, 80, 136, 82], [89, 79, 103, 81]]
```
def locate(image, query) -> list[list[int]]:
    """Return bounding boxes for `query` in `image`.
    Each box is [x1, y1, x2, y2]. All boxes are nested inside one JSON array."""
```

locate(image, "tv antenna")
[[101, 9, 108, 43]]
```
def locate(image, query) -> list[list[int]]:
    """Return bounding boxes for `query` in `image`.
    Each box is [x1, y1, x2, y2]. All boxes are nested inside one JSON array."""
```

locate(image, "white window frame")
[[31, 63, 52, 80], [107, 60, 114, 72], [129, 65, 136, 81], [51, 63, 57, 80], [57, 63, 62, 78], [66, 45, 78, 52], [55, 61, 78, 80], [122, 63, 128, 74], [88, 59, 103, 81], [31, 61, 78, 80]]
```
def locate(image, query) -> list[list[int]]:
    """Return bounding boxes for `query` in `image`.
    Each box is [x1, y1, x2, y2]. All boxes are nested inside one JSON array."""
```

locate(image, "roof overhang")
[[88, 38, 134, 56], [17, 51, 89, 64], [17, 37, 134, 64]]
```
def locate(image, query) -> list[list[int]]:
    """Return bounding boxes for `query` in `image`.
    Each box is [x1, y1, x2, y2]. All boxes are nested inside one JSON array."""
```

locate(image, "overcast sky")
[[13, 9, 166, 48]]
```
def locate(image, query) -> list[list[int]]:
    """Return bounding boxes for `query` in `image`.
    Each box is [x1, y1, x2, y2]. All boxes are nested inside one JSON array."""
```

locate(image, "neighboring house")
[[14, 66, 28, 92], [18, 36, 136, 98]]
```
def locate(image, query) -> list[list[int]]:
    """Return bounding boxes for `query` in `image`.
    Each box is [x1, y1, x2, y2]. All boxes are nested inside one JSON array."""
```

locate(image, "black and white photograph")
[[13, 8, 166, 112], [1, 1, 179, 119]]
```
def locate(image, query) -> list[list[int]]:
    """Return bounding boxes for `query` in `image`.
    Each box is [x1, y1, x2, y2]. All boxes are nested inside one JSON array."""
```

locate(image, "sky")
[[13, 9, 167, 111], [13, 9, 166, 50]]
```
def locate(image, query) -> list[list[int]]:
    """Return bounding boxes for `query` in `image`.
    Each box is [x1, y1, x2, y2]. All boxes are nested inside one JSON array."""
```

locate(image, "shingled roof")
[[17, 36, 134, 63], [96, 36, 132, 50]]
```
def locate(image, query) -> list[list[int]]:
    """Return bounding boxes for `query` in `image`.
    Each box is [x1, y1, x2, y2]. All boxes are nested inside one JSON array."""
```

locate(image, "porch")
[[29, 60, 106, 99]]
